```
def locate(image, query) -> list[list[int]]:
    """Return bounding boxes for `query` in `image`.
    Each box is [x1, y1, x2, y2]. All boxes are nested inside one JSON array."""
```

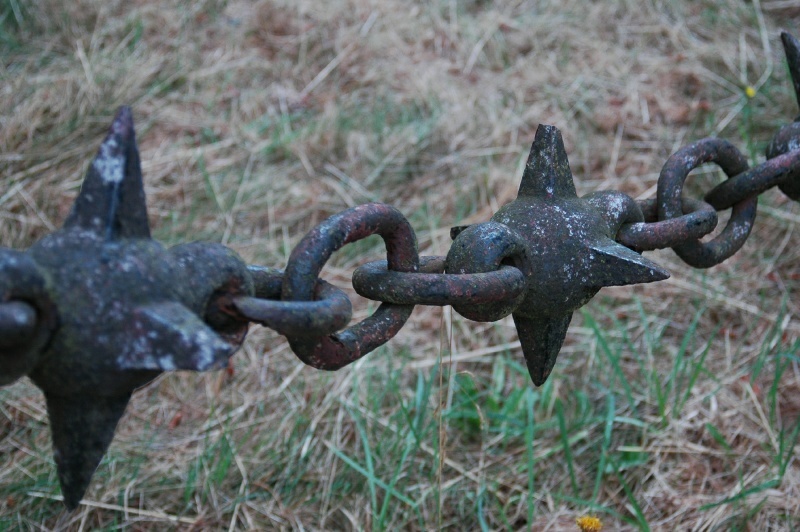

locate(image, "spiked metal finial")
[[0, 108, 255, 509], [448, 125, 669, 386]]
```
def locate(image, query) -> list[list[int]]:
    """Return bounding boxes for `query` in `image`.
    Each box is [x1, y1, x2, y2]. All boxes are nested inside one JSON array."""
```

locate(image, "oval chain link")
[[657, 138, 754, 268], [352, 255, 526, 307], [280, 203, 420, 370]]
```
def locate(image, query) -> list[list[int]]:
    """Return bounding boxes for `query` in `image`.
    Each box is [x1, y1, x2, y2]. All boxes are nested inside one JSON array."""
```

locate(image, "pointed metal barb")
[[447, 125, 669, 386], [0, 108, 256, 509]]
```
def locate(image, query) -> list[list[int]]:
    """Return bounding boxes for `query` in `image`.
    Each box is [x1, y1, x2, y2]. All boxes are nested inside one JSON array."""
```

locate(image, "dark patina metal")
[[0, 108, 256, 509], [353, 255, 527, 308], [617, 198, 719, 252], [280, 203, 419, 370], [657, 138, 756, 268], [3, 31, 800, 512], [446, 125, 669, 385]]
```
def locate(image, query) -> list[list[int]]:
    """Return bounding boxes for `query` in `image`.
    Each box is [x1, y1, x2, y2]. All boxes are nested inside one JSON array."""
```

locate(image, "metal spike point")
[[64, 106, 151, 239], [44, 392, 132, 510], [116, 302, 235, 371], [518, 124, 577, 199], [513, 313, 572, 386], [781, 32, 800, 112], [586, 240, 670, 287]]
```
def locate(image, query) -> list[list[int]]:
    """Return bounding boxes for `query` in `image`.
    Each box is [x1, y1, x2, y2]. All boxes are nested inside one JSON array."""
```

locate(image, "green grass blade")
[[555, 398, 578, 496], [592, 393, 615, 502], [525, 388, 537, 530], [699, 479, 780, 511], [325, 442, 417, 508]]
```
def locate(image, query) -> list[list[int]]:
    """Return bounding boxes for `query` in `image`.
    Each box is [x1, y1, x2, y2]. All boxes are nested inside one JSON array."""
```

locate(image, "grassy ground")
[[1, 0, 800, 529]]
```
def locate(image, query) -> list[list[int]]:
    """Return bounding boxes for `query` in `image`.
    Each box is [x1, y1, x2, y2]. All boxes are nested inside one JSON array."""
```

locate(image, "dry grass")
[[1, 0, 800, 529]]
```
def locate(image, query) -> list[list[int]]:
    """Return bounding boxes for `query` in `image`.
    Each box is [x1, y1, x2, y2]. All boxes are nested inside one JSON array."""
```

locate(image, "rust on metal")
[[445, 222, 531, 322], [447, 125, 669, 386], [704, 148, 800, 209], [352, 255, 526, 309], [232, 268, 352, 337], [766, 121, 800, 201], [617, 198, 718, 252], [281, 203, 420, 370], [3, 30, 800, 512], [658, 139, 755, 268]]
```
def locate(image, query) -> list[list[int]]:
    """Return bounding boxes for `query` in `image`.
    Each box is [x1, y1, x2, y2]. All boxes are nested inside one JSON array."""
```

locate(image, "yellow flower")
[[745, 86, 757, 99], [576, 515, 603, 532]]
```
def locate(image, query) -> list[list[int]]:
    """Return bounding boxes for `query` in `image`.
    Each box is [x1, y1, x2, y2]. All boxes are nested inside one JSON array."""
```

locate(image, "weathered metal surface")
[[445, 222, 531, 321], [281, 203, 419, 370], [617, 198, 718, 252], [658, 139, 755, 268], [0, 250, 55, 385], [0, 108, 256, 509], [232, 268, 352, 337], [705, 147, 800, 209], [782, 31, 800, 115], [765, 122, 800, 201], [352, 254, 527, 309], [447, 125, 669, 386]]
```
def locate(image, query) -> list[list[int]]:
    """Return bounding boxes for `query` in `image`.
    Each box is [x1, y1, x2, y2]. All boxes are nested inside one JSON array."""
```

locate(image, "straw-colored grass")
[[2, 0, 800, 529]]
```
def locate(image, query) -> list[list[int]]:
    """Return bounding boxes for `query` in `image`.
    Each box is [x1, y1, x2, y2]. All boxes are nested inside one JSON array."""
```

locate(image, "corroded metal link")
[[766, 121, 800, 201], [281, 203, 419, 370], [616, 198, 718, 252], [352, 255, 526, 306], [446, 221, 531, 322], [231, 266, 352, 337], [658, 139, 755, 268], [704, 148, 800, 210]]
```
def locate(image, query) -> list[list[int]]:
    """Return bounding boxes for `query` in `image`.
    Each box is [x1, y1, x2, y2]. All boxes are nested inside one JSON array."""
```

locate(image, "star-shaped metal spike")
[[0, 108, 256, 509], [450, 125, 669, 386]]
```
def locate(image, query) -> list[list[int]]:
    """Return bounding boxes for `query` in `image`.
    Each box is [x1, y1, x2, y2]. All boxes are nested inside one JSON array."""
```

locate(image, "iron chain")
[[232, 120, 800, 368]]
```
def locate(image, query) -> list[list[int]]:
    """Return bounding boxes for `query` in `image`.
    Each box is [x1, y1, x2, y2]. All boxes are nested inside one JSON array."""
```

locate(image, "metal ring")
[[766, 122, 800, 201], [352, 255, 526, 306], [704, 148, 800, 210], [616, 198, 718, 251], [658, 138, 754, 268], [232, 268, 352, 337], [446, 221, 531, 322], [282, 203, 419, 370]]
